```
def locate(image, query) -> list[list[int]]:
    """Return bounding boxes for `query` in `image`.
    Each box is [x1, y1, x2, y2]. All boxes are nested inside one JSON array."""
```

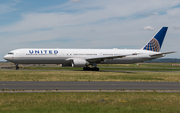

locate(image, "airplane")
[[4, 27, 175, 71]]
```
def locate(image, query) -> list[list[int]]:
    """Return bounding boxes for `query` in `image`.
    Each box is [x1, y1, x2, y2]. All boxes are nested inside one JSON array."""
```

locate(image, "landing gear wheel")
[[15, 64, 19, 70], [83, 67, 91, 71], [83, 67, 99, 71], [91, 67, 99, 71], [95, 67, 99, 71], [83, 67, 86, 71], [16, 67, 19, 70]]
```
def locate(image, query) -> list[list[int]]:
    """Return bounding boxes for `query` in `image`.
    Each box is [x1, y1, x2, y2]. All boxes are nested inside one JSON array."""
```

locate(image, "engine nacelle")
[[71, 58, 89, 67]]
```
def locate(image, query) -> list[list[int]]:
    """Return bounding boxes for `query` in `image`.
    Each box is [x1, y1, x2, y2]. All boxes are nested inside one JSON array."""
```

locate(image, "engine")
[[71, 58, 89, 67]]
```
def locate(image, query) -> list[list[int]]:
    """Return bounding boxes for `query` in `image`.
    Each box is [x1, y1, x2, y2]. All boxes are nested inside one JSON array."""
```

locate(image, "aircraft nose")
[[4, 55, 12, 61]]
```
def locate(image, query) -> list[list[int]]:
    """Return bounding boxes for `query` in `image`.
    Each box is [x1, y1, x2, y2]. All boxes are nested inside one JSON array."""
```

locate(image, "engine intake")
[[71, 58, 89, 67]]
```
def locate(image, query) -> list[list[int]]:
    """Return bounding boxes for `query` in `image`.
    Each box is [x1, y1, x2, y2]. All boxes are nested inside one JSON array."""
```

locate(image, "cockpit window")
[[8, 52, 14, 55]]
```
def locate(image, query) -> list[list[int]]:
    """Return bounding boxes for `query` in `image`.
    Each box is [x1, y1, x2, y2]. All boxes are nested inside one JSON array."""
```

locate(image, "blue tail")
[[142, 27, 168, 52]]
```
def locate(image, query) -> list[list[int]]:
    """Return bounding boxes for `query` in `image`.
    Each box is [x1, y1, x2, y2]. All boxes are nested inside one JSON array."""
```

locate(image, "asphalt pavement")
[[0, 81, 180, 90]]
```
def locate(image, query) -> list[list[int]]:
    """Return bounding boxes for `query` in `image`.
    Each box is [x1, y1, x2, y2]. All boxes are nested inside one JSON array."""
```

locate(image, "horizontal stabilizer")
[[150, 51, 176, 57]]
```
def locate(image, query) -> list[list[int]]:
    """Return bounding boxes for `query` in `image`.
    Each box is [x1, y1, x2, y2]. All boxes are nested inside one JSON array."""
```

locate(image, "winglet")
[[142, 27, 168, 52]]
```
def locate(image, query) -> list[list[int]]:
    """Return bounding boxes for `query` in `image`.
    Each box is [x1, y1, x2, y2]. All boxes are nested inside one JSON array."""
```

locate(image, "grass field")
[[2, 63, 180, 70], [0, 92, 180, 113], [24, 63, 180, 71], [1, 63, 180, 113], [0, 70, 180, 82], [1, 63, 180, 82]]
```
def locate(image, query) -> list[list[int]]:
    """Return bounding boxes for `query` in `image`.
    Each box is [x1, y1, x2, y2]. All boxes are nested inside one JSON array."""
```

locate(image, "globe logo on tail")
[[143, 38, 160, 52]]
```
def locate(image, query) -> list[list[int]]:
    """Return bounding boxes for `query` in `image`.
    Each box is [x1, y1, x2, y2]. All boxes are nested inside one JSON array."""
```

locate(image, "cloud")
[[173, 26, 180, 29], [167, 8, 180, 16], [70, 0, 81, 2], [13, 0, 21, 2], [140, 12, 158, 16], [143, 26, 154, 31], [1, 0, 180, 33], [0, 4, 16, 15], [1, 0, 180, 60], [0, 0, 21, 15]]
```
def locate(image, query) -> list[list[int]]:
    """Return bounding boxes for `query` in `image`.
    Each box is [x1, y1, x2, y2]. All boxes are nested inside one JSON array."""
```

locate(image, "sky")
[[1, 0, 180, 60]]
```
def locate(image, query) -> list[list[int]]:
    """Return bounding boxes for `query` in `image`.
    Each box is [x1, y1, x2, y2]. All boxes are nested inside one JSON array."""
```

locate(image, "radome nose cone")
[[4, 55, 11, 60], [4, 55, 7, 60]]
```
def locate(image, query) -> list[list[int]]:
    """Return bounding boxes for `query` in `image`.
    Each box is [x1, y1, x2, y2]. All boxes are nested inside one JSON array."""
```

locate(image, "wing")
[[86, 54, 136, 62]]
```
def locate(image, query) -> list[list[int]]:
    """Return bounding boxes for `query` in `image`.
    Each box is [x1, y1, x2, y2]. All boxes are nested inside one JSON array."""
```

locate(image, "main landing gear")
[[83, 63, 99, 71], [15, 64, 19, 70], [83, 67, 99, 71]]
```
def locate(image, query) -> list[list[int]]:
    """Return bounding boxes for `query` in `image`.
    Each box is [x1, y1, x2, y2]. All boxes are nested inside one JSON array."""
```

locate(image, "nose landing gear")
[[15, 64, 19, 70]]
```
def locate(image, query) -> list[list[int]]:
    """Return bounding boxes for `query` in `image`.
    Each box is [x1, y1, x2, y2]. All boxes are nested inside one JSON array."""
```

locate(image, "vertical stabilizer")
[[142, 27, 168, 52]]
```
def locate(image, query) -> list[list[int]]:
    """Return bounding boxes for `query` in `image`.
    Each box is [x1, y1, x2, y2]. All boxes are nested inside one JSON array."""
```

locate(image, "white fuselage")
[[4, 48, 162, 66]]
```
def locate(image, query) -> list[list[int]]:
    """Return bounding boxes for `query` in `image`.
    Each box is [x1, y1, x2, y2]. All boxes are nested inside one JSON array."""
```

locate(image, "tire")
[[83, 67, 91, 71], [95, 68, 99, 71]]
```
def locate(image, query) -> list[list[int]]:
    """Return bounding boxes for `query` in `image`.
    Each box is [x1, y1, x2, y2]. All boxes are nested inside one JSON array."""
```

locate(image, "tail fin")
[[142, 27, 168, 52]]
